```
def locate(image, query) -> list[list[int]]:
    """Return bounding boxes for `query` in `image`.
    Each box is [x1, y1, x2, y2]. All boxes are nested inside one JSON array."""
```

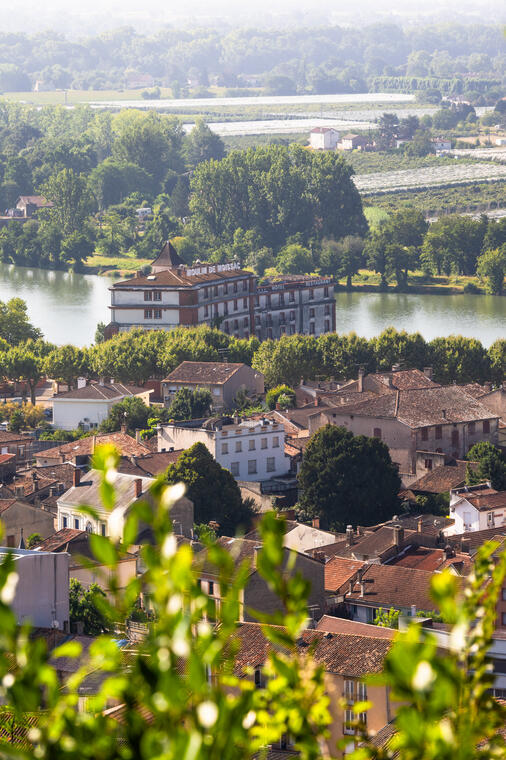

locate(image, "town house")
[[51, 382, 153, 431], [162, 361, 264, 410], [449, 483, 506, 534]]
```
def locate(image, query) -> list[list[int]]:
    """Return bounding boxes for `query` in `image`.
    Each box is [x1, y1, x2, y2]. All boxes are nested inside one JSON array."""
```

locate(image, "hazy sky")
[[2, 0, 505, 34]]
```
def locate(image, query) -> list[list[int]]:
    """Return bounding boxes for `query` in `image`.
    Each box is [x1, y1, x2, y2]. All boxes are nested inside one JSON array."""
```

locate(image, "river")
[[0, 265, 503, 348]]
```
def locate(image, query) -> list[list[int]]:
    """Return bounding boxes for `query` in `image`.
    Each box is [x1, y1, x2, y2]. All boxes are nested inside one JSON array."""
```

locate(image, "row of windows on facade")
[[232, 458, 275, 475], [61, 515, 107, 534], [221, 436, 279, 454], [203, 281, 249, 298], [256, 320, 332, 338], [258, 287, 330, 307], [143, 285, 330, 305], [420, 420, 490, 441], [204, 298, 249, 317]]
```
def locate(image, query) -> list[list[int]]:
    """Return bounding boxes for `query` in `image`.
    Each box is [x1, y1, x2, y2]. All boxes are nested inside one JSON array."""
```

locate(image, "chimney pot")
[[312, 517, 320, 529], [73, 469, 81, 488], [346, 524, 354, 546], [357, 367, 364, 393], [135, 478, 142, 498], [417, 517, 423, 533]]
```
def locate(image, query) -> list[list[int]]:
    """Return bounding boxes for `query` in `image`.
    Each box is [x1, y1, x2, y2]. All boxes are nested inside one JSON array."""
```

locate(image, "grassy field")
[[346, 152, 482, 175], [84, 253, 151, 274], [368, 180, 506, 215], [340, 268, 486, 293]]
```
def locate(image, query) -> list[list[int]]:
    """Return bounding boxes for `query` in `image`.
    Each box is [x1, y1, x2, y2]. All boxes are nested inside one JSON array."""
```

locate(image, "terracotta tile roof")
[[317, 614, 395, 639], [163, 361, 246, 385], [387, 546, 473, 575], [35, 528, 85, 552], [448, 526, 506, 554], [372, 369, 439, 391], [197, 536, 260, 576], [464, 489, 506, 511], [53, 382, 150, 401], [459, 382, 489, 399], [316, 526, 418, 562], [233, 622, 391, 677], [344, 563, 445, 611], [0, 498, 16, 514], [117, 451, 184, 476], [114, 266, 253, 288], [0, 453, 15, 464], [326, 386, 498, 427], [36, 432, 151, 461], [324, 556, 366, 592], [57, 468, 154, 511], [410, 461, 477, 494], [0, 430, 31, 444]]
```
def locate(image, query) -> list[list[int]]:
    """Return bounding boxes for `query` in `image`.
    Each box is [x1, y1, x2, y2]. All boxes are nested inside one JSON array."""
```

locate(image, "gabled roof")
[[0, 498, 17, 514], [324, 556, 366, 592], [57, 468, 154, 511], [53, 382, 150, 401], [35, 528, 86, 552], [233, 622, 391, 678], [0, 430, 31, 444], [386, 546, 473, 575], [36, 432, 151, 461], [410, 461, 477, 494], [113, 266, 252, 288], [163, 361, 247, 385], [0, 453, 15, 464], [371, 369, 439, 391], [316, 614, 396, 640], [16, 195, 53, 208], [464, 488, 506, 511], [151, 240, 184, 269], [116, 451, 184, 477], [343, 563, 444, 611]]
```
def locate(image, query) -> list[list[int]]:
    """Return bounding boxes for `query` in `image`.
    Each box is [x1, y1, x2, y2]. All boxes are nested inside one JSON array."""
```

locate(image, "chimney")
[[392, 524, 404, 547], [253, 545, 262, 568], [312, 517, 320, 529], [15, 484, 24, 498], [135, 478, 142, 498], [120, 424, 127, 434], [359, 582, 365, 598], [135, 428, 142, 443], [417, 517, 423, 533], [314, 397, 319, 407], [444, 545, 454, 560], [391, 363, 401, 373], [357, 367, 364, 393], [423, 366, 433, 379], [346, 524, 354, 546], [73, 469, 81, 488]]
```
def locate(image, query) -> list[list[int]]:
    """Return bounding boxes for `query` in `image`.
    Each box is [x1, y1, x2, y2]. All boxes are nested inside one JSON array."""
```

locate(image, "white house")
[[0, 546, 69, 630], [52, 382, 152, 431], [432, 138, 452, 153], [56, 468, 194, 540], [449, 482, 506, 534], [309, 127, 339, 150], [158, 416, 290, 482]]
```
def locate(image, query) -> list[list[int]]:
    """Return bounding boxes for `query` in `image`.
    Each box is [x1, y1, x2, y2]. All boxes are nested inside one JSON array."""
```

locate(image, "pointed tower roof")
[[151, 241, 184, 272]]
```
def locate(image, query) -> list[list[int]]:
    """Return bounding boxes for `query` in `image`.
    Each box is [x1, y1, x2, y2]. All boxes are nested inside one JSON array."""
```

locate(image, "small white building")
[[158, 416, 290, 482], [309, 127, 339, 150], [432, 138, 452, 153], [0, 547, 69, 630], [449, 482, 506, 534], [51, 382, 152, 431]]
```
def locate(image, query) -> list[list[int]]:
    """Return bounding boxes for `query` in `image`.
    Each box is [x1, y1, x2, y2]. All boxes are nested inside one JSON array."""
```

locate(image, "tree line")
[[0, 22, 503, 104]]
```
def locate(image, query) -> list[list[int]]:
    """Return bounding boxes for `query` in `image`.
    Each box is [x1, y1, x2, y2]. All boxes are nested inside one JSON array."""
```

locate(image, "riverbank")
[[338, 269, 499, 295]]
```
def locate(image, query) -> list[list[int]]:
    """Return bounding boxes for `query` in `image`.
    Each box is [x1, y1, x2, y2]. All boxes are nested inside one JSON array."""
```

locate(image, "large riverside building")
[[105, 242, 336, 340]]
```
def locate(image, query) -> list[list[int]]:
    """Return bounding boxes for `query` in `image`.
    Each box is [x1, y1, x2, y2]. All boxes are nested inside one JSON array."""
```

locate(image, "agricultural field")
[[345, 152, 480, 175], [354, 161, 506, 194], [451, 147, 506, 163], [368, 181, 506, 216]]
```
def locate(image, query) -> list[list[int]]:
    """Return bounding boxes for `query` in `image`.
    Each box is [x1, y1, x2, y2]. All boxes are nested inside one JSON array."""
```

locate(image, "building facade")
[[52, 383, 153, 431], [309, 127, 339, 150], [158, 416, 289, 482], [105, 243, 336, 341], [162, 362, 264, 410]]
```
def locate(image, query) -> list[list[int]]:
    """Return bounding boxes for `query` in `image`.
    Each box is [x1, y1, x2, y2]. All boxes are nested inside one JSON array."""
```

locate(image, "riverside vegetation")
[[0, 444, 503, 758]]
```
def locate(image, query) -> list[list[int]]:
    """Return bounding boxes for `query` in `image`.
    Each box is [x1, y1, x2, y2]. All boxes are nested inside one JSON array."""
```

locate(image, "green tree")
[[165, 442, 254, 535], [41, 168, 94, 237], [252, 335, 321, 388], [373, 607, 400, 628], [99, 396, 151, 436], [265, 385, 296, 410], [0, 298, 42, 345], [26, 532, 42, 549], [466, 441, 506, 491], [44, 345, 88, 389], [276, 244, 313, 275], [488, 338, 505, 385], [3, 346, 42, 404], [477, 247, 506, 294], [318, 332, 373, 379], [319, 236, 364, 288], [61, 230, 95, 269], [167, 387, 212, 421], [428, 335, 490, 384], [8, 408, 24, 432], [372, 328, 428, 372], [69, 578, 110, 636], [185, 118, 225, 167], [298, 424, 401, 530], [245, 246, 275, 276]]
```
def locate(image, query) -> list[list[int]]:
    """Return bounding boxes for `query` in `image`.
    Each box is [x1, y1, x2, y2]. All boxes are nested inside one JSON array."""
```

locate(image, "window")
[[224, 283, 228, 294], [289, 310, 295, 321], [373, 428, 381, 438], [435, 425, 442, 439], [487, 512, 495, 527], [279, 293, 284, 306], [502, 588, 506, 601], [344, 680, 354, 701], [268, 328, 273, 339], [309, 307, 315, 318], [234, 299, 238, 310], [483, 420, 490, 433], [451, 429, 459, 446], [267, 457, 275, 472], [503, 612, 506, 626], [344, 710, 355, 735], [243, 317, 248, 327], [101, 522, 106, 536], [62, 515, 68, 528], [144, 309, 152, 319], [223, 303, 228, 315], [254, 295, 259, 307], [280, 326, 286, 335], [242, 280, 247, 291], [204, 287, 209, 298], [208, 581, 214, 596], [144, 291, 152, 301], [231, 462, 239, 476], [254, 668, 264, 688], [266, 294, 271, 307], [324, 320, 330, 332], [234, 319, 239, 330], [235, 441, 242, 453], [468, 421, 475, 434], [213, 286, 218, 296], [272, 436, 279, 448], [357, 682, 367, 701], [214, 304, 218, 315], [324, 286, 329, 297], [249, 439, 256, 451], [153, 291, 162, 301], [421, 428, 428, 441], [324, 304, 330, 315], [289, 325, 295, 334], [233, 282, 238, 293], [255, 316, 261, 326], [221, 443, 229, 454], [424, 459, 433, 470], [261, 438, 268, 449], [74, 518, 80, 529], [6, 535, 14, 547], [309, 323, 315, 334], [243, 297, 247, 308], [309, 288, 314, 300], [153, 309, 162, 319], [289, 291, 295, 302], [248, 460, 257, 475], [204, 304, 209, 317]]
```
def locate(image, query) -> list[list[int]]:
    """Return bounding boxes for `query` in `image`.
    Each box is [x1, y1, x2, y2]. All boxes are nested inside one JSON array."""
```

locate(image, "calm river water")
[[0, 264, 503, 348]]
